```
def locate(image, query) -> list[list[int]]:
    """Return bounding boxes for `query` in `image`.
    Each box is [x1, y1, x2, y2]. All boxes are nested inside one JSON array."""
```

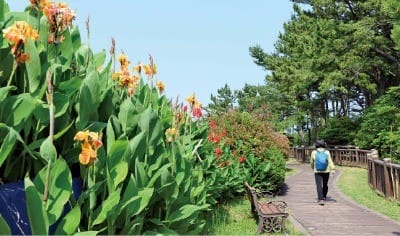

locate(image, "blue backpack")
[[315, 149, 328, 171]]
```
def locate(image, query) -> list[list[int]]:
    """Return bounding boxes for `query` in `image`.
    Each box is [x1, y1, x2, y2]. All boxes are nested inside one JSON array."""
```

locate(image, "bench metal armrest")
[[255, 190, 276, 199]]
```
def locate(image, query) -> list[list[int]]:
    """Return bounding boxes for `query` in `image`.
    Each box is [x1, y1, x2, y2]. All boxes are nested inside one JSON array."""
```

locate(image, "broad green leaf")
[[3, 94, 38, 129], [93, 50, 106, 68], [91, 190, 120, 226], [107, 140, 129, 189], [106, 118, 116, 154], [0, 123, 37, 160], [0, 0, 9, 22], [0, 214, 11, 235], [0, 128, 17, 168], [0, 86, 16, 101], [39, 138, 57, 162], [118, 99, 139, 136], [58, 28, 73, 65], [53, 121, 74, 140], [138, 107, 163, 146], [24, 177, 49, 235], [33, 101, 49, 124], [70, 26, 81, 51], [129, 131, 146, 162], [76, 44, 91, 67], [147, 151, 164, 177], [53, 92, 69, 117], [58, 77, 83, 96], [77, 65, 100, 129], [166, 204, 209, 223], [54, 206, 81, 235], [118, 176, 153, 216], [120, 216, 144, 235], [191, 183, 205, 201], [132, 187, 154, 214], [33, 158, 72, 225], [4, 12, 28, 22], [73, 231, 98, 236], [25, 39, 42, 95], [148, 163, 172, 188], [0, 49, 13, 84], [38, 15, 50, 52], [134, 159, 149, 188]]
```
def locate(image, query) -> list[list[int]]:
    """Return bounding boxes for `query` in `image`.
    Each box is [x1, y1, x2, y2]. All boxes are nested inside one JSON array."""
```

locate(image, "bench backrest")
[[244, 181, 256, 212]]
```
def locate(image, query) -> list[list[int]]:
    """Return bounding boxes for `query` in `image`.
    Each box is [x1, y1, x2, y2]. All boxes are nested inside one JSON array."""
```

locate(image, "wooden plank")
[[280, 163, 400, 235]]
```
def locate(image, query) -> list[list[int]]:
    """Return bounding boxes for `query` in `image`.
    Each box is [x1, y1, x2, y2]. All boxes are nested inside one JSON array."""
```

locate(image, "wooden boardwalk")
[[279, 163, 400, 235]]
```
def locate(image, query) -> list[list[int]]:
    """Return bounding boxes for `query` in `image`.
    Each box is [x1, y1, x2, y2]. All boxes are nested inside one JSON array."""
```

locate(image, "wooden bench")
[[244, 182, 289, 233]]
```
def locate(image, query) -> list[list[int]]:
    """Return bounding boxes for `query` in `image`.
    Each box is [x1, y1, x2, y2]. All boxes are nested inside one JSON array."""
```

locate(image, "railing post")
[[383, 158, 393, 199], [355, 147, 359, 166], [368, 149, 379, 190], [334, 146, 339, 165]]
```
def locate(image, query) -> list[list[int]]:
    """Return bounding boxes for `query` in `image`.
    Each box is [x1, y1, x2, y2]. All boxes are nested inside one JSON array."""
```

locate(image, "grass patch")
[[337, 166, 400, 222], [204, 197, 304, 235]]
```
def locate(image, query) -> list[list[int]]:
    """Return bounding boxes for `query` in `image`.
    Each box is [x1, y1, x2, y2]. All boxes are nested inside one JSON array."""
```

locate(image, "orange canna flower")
[[41, 1, 76, 44], [133, 63, 142, 74], [74, 130, 103, 165], [143, 55, 157, 78], [15, 52, 30, 64], [79, 141, 96, 165], [156, 80, 165, 93], [2, 21, 39, 63]]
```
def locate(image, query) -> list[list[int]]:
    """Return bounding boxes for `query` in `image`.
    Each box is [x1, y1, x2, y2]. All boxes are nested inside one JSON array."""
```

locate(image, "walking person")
[[310, 139, 335, 205]]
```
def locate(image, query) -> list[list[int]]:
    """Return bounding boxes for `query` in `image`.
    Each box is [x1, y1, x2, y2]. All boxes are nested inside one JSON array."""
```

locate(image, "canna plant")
[[0, 0, 214, 235]]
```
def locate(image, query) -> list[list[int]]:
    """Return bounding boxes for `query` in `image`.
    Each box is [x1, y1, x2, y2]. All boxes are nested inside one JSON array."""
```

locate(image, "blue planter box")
[[0, 178, 82, 235]]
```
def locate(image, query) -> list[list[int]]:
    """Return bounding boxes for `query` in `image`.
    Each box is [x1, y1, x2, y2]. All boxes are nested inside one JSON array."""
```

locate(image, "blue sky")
[[7, 1, 294, 106]]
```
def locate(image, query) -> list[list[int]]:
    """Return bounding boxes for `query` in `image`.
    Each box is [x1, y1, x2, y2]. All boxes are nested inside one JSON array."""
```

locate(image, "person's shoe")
[[318, 200, 325, 205]]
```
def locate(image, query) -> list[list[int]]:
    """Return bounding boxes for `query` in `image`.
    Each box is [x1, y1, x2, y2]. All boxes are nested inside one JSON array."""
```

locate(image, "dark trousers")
[[314, 172, 330, 200]]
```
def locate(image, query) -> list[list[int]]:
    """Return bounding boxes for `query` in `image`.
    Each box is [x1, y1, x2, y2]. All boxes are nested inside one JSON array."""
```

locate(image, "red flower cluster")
[[215, 147, 222, 156], [238, 155, 246, 163]]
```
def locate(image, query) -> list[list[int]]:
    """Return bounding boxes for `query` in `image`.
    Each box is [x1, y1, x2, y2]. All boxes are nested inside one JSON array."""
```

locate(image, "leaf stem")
[[6, 61, 17, 87], [43, 70, 54, 202]]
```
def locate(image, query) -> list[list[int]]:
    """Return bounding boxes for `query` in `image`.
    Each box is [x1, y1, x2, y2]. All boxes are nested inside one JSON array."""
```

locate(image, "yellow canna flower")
[[118, 53, 130, 69], [2, 21, 39, 44], [194, 100, 202, 109], [165, 127, 179, 143], [74, 130, 89, 142], [186, 93, 196, 106], [133, 63, 142, 74]]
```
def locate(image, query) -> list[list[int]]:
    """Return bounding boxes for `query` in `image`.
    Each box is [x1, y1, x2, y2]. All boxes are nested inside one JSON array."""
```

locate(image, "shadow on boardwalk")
[[279, 162, 400, 236]]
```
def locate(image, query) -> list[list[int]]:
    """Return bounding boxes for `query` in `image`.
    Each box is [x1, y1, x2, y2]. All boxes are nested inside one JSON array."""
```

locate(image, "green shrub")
[[355, 86, 400, 162], [318, 116, 359, 146]]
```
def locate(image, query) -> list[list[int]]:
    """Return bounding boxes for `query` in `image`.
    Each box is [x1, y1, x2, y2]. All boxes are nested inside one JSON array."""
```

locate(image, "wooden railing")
[[290, 146, 400, 203]]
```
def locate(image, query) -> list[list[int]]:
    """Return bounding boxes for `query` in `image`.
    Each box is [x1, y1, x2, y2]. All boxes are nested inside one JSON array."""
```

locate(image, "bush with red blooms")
[[207, 108, 289, 194]]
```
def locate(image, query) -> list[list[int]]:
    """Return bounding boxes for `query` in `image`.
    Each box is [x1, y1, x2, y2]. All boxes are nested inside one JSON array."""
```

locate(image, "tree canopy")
[[207, 0, 400, 157]]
